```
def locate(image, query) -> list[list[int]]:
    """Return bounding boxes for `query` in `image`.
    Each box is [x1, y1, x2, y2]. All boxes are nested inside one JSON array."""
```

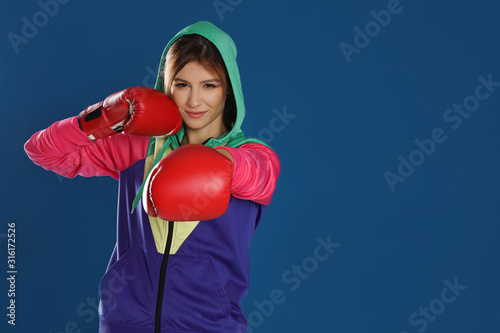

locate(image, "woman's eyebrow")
[[173, 78, 221, 83]]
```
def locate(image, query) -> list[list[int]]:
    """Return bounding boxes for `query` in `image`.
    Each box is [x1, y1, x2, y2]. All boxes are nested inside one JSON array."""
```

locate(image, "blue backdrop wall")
[[2, 0, 499, 332]]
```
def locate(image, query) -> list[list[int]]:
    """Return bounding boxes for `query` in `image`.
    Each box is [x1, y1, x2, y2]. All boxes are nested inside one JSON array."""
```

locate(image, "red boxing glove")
[[143, 144, 234, 221], [78, 86, 182, 140]]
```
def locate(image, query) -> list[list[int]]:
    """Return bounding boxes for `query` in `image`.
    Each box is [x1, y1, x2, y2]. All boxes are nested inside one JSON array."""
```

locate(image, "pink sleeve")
[[216, 143, 281, 206], [24, 116, 150, 180]]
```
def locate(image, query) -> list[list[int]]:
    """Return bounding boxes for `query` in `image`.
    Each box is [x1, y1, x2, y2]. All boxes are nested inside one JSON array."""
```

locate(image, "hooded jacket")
[[24, 21, 280, 333]]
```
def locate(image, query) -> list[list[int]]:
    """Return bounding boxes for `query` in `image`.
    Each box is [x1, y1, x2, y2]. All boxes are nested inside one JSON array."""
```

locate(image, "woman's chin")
[[183, 120, 205, 131]]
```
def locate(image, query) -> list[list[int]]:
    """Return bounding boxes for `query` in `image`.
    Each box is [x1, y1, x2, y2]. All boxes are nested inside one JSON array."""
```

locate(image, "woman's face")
[[169, 61, 227, 136]]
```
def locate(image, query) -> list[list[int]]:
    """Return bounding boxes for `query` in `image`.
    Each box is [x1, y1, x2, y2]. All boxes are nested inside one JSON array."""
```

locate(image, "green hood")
[[147, 20, 268, 154]]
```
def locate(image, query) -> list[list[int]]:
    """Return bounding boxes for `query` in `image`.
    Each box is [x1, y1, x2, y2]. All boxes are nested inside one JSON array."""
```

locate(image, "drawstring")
[[130, 137, 172, 214]]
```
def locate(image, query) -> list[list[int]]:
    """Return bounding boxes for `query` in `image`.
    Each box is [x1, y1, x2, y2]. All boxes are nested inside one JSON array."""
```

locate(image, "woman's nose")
[[187, 89, 202, 108]]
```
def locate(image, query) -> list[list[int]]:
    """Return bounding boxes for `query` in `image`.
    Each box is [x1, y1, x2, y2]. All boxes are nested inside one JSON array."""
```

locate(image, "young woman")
[[25, 21, 280, 333]]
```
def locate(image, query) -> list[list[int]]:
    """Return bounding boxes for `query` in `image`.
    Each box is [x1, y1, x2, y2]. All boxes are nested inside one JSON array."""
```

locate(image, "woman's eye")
[[204, 84, 218, 88], [175, 83, 188, 88]]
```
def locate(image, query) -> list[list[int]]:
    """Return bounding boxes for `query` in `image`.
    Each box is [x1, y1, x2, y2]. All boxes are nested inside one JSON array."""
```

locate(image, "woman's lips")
[[185, 111, 207, 118]]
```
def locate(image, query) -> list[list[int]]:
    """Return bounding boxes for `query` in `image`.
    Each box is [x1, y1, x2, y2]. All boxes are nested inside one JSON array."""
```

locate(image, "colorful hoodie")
[[24, 21, 280, 333]]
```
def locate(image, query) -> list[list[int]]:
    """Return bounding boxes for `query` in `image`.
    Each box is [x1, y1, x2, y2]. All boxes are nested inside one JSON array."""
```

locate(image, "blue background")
[[2, 0, 500, 332]]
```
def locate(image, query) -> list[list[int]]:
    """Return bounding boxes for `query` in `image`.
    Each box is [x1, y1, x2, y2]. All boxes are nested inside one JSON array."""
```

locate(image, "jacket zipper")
[[154, 221, 174, 333]]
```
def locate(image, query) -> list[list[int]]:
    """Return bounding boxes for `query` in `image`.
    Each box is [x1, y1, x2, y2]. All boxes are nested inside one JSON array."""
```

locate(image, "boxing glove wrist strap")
[[78, 100, 125, 141]]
